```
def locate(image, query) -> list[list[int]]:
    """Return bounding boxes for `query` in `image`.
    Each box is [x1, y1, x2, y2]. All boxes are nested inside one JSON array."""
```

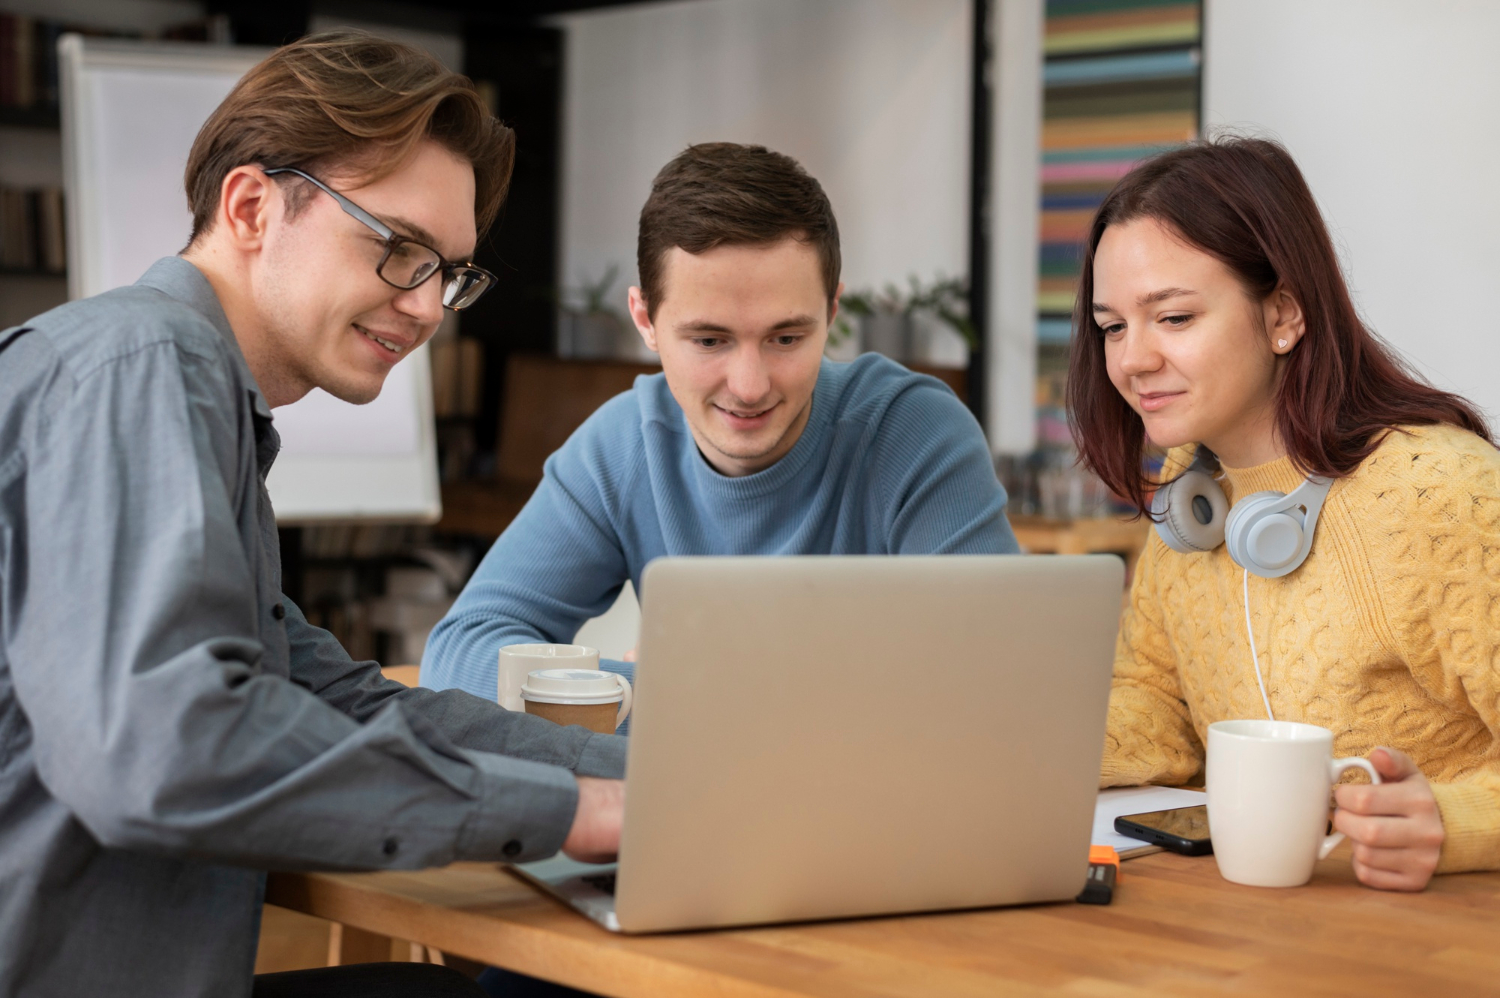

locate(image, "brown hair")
[[637, 142, 840, 318], [1067, 136, 1491, 514], [185, 29, 514, 242]]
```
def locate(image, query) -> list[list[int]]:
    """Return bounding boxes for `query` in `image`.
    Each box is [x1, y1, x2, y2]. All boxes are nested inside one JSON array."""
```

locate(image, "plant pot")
[[559, 310, 630, 359], [860, 313, 915, 361]]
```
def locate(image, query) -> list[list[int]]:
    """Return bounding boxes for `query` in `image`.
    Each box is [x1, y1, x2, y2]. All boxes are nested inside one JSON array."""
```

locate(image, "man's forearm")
[[285, 600, 628, 773]]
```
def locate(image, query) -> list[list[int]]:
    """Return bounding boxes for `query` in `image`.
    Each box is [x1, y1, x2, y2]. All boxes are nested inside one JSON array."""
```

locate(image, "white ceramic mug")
[[1207, 719, 1382, 887], [498, 643, 599, 711], [521, 668, 633, 734]]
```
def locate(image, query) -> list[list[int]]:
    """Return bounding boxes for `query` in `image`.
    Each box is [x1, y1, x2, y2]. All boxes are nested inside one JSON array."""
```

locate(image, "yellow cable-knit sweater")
[[1101, 423, 1500, 874]]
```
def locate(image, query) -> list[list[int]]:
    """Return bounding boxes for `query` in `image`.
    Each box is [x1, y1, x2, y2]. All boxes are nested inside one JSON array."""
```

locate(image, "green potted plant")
[[557, 265, 632, 359], [836, 274, 977, 361]]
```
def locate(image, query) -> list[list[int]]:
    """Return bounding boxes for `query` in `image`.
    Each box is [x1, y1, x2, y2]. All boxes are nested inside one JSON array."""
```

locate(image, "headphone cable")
[[1243, 568, 1276, 721]]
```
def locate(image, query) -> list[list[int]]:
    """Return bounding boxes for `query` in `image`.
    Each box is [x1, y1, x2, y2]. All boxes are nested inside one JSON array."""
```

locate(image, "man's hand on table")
[[1332, 746, 1444, 892], [563, 776, 624, 863]]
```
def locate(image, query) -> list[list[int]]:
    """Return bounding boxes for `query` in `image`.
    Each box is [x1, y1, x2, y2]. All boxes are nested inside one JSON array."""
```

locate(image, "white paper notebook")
[[1092, 786, 1208, 857]]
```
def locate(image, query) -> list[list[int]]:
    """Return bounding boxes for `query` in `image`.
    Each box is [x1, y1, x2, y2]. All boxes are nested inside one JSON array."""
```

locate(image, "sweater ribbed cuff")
[[1099, 753, 1140, 789], [1431, 782, 1500, 874]]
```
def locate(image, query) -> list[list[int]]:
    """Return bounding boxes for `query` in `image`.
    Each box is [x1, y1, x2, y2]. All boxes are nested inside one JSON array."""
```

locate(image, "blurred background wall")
[[555, 0, 972, 366], [1205, 0, 1500, 431]]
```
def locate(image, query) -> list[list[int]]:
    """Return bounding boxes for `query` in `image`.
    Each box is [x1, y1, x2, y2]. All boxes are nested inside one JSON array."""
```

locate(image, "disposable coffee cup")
[[521, 668, 632, 735], [498, 643, 599, 711], [1206, 719, 1381, 887]]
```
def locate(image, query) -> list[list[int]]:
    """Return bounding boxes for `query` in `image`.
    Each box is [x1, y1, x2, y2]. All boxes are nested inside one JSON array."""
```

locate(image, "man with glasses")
[[0, 31, 622, 998]]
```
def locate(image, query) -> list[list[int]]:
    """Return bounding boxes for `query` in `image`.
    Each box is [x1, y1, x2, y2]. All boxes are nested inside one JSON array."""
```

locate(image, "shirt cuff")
[[455, 752, 580, 864], [574, 732, 627, 779]]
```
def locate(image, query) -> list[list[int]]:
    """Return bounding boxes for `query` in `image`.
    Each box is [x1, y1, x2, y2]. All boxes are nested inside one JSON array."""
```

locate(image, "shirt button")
[[502, 839, 523, 858], [272, 603, 286, 620], [382, 837, 400, 856]]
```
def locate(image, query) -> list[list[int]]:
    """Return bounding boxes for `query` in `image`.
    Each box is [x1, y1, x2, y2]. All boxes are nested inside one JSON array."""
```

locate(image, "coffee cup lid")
[[521, 668, 624, 705], [500, 643, 596, 659]]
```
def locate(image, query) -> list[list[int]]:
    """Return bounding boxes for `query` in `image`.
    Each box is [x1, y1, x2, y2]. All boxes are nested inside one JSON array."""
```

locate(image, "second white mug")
[[498, 643, 599, 711], [1206, 719, 1381, 888]]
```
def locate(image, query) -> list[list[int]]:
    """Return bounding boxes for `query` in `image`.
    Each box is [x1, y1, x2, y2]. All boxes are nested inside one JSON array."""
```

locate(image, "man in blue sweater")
[[423, 143, 1020, 712]]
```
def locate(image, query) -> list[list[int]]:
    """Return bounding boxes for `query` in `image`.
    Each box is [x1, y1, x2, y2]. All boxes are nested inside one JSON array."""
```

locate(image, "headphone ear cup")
[[1226, 490, 1302, 576], [1152, 469, 1230, 553], [1230, 489, 1290, 573]]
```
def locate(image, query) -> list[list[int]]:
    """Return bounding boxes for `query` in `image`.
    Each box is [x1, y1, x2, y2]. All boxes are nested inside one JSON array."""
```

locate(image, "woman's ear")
[[1265, 286, 1306, 355]]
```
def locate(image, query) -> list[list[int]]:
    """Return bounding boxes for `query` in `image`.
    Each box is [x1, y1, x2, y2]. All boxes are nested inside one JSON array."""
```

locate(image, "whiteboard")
[[60, 35, 443, 522]]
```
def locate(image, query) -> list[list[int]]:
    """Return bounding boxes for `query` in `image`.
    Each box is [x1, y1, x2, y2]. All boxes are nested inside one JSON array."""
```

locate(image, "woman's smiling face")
[[1092, 216, 1301, 468]]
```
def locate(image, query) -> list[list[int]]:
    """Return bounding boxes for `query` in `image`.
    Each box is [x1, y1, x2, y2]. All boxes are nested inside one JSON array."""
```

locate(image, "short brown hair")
[[637, 143, 840, 318], [185, 29, 514, 242]]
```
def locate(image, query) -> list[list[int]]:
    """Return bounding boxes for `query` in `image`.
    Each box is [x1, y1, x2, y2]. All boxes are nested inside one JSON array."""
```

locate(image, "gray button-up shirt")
[[0, 257, 626, 997]]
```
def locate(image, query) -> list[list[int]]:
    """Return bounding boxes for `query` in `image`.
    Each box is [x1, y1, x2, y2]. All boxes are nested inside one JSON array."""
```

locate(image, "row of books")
[[1033, 0, 1202, 475], [1037, 0, 1203, 321], [0, 13, 227, 112], [0, 15, 69, 110], [0, 186, 65, 274], [1045, 0, 1201, 57], [430, 335, 485, 420], [300, 524, 435, 561]]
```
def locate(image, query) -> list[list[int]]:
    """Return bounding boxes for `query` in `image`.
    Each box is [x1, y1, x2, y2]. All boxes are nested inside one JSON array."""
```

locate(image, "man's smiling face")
[[628, 238, 840, 477], [254, 138, 477, 405]]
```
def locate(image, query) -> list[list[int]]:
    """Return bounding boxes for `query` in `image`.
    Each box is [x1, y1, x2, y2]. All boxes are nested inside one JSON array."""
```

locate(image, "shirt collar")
[[134, 256, 273, 421]]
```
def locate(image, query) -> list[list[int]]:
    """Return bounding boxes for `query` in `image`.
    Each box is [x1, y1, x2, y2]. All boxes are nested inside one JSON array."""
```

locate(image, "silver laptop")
[[512, 554, 1123, 933]]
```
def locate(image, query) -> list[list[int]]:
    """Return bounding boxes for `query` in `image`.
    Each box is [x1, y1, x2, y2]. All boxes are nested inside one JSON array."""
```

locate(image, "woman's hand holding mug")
[[1208, 722, 1447, 892], [1333, 746, 1444, 892]]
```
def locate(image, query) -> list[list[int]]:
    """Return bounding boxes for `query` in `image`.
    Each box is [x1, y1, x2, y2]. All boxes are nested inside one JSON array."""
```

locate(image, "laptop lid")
[[613, 554, 1123, 933]]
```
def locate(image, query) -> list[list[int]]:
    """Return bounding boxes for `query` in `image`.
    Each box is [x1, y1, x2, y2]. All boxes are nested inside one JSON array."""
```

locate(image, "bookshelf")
[[0, 4, 224, 326], [0, 7, 65, 324], [1002, 0, 1202, 519]]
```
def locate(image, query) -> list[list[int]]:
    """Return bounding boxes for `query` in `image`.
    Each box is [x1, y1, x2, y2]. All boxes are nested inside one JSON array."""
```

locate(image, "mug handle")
[[613, 674, 633, 730], [1318, 757, 1383, 859]]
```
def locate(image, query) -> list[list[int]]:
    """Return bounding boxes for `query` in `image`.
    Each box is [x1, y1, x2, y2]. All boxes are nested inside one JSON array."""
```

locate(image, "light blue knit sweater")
[[422, 354, 1020, 728]]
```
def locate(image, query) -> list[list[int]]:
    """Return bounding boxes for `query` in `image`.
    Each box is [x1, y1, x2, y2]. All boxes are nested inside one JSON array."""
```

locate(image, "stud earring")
[[1278, 339, 1289, 349]]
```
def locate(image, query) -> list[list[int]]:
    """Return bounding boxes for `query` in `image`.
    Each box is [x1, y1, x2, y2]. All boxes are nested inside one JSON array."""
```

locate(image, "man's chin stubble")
[[318, 369, 385, 406], [705, 429, 786, 464]]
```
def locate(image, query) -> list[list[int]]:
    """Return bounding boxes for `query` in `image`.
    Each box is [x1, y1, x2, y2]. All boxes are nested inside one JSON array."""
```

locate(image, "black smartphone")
[[1114, 804, 1213, 855]]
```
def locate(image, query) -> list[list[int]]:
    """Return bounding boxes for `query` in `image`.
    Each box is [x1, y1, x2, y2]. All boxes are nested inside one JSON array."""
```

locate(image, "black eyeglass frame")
[[263, 166, 496, 311]]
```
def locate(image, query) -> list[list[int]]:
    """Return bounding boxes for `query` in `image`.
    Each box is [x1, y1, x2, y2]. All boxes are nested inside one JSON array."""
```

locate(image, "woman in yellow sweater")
[[1069, 137, 1500, 891]]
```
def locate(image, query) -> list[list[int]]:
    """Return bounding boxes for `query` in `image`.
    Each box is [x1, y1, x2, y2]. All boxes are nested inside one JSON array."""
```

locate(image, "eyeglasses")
[[263, 167, 496, 311]]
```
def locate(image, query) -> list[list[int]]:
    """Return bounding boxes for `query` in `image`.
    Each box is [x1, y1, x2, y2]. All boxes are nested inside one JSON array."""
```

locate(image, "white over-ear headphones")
[[1150, 448, 1332, 579]]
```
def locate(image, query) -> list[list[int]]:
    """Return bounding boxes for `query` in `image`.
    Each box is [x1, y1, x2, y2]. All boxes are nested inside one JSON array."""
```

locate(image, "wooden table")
[[266, 850, 1500, 997], [1010, 514, 1151, 559]]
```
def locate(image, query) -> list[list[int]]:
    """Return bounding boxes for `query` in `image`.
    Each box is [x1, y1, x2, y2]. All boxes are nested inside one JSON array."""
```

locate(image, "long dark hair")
[[1068, 136, 1491, 514]]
